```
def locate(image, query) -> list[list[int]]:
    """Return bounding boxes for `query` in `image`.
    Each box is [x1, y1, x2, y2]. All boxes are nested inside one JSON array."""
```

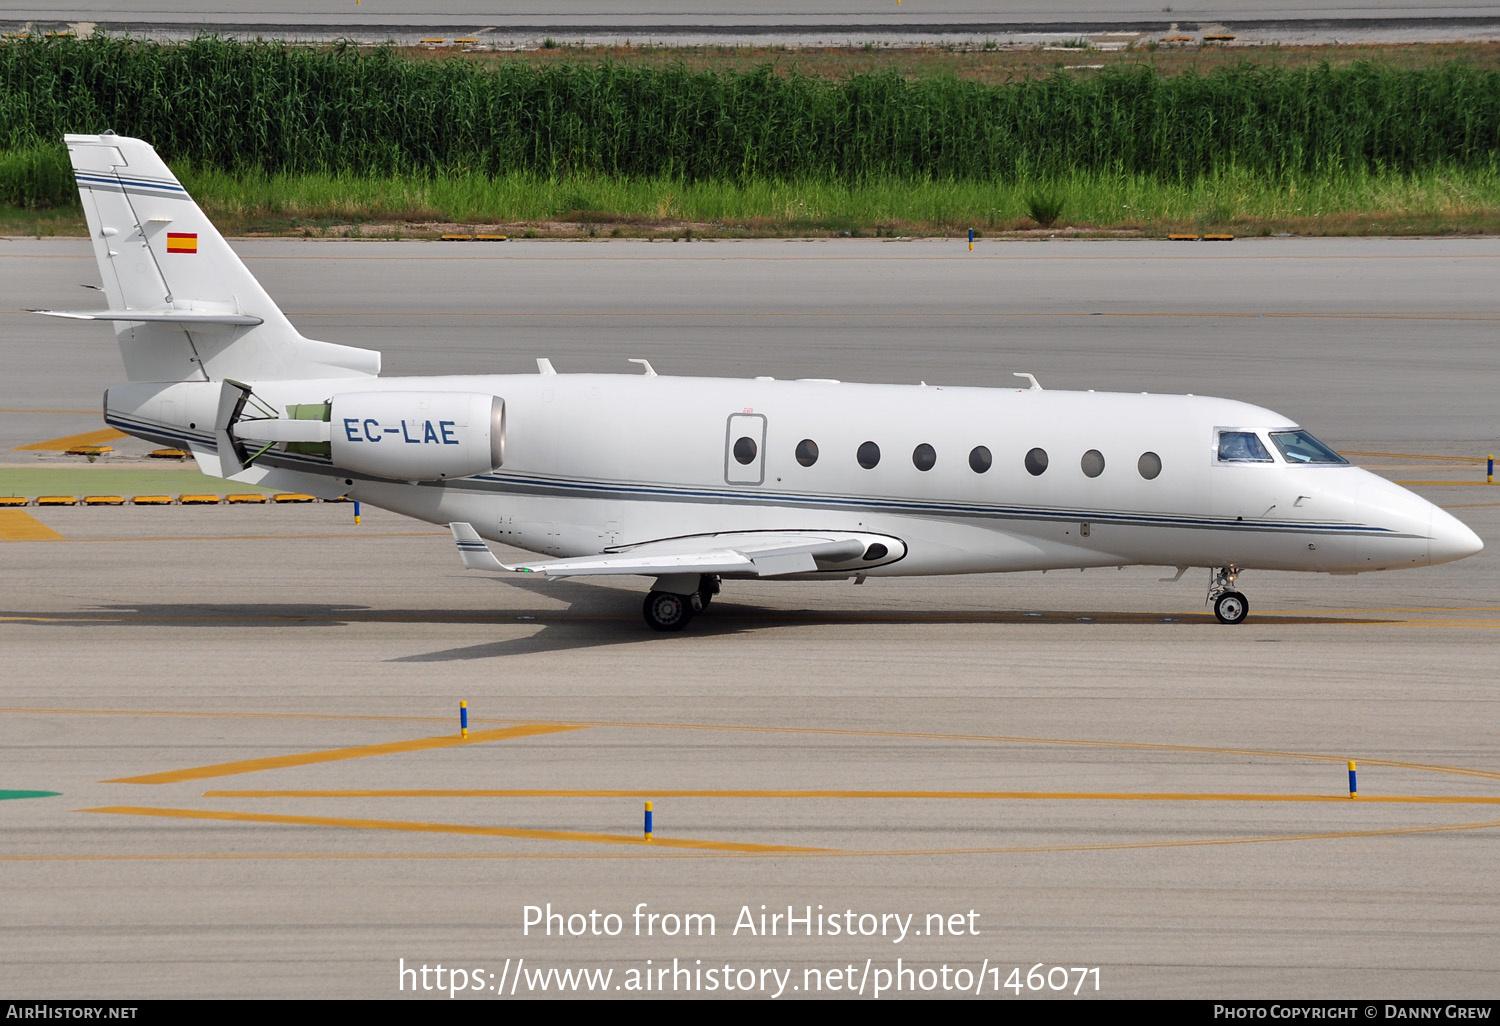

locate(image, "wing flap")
[[447, 526, 903, 579]]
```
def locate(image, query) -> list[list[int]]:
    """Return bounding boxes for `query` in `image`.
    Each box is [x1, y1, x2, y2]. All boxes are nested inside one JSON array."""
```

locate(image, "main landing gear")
[[1208, 565, 1249, 625], [643, 575, 721, 632]]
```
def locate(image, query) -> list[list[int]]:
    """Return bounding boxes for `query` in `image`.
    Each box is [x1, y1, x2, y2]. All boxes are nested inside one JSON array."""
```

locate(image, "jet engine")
[[328, 391, 505, 481]]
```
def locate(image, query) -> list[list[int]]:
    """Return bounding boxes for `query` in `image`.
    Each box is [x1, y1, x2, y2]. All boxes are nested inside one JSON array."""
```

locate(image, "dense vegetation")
[[4, 37, 1500, 200]]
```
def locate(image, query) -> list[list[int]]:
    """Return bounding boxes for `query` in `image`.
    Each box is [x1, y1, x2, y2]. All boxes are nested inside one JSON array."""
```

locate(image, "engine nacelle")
[[329, 391, 505, 481]]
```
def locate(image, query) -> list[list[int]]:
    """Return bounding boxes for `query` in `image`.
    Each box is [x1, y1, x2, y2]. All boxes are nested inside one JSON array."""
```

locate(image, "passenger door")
[[724, 413, 767, 485]]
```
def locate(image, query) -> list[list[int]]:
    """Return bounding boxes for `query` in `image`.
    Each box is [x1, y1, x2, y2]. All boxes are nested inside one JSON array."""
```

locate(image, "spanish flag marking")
[[166, 232, 198, 254]]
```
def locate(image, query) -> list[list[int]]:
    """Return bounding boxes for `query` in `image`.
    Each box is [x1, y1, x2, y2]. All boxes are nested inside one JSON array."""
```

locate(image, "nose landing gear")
[[1208, 565, 1249, 625]]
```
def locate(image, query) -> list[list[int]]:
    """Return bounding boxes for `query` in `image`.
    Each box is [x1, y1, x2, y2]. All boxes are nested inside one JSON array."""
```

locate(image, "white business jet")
[[39, 134, 1483, 631]]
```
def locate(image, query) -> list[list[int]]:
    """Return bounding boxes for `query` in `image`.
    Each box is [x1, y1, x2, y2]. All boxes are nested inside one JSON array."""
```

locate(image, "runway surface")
[[2, 238, 1497, 998], [7, 2, 1500, 45]]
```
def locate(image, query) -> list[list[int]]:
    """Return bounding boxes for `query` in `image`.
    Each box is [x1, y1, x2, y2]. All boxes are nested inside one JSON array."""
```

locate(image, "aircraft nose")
[[1428, 505, 1484, 565]]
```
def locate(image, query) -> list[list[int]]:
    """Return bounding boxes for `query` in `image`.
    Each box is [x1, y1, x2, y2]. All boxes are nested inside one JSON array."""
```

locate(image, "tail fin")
[[39, 133, 380, 383]]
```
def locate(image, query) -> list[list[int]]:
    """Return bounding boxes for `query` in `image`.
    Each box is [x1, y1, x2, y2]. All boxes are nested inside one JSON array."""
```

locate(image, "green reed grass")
[[3, 36, 1498, 186]]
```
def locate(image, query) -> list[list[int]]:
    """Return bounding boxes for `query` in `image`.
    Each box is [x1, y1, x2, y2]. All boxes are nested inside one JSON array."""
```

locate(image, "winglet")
[[450, 522, 508, 571]]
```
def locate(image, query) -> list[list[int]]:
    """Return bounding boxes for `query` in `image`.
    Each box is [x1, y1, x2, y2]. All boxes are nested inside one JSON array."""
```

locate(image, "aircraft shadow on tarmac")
[[7, 575, 1400, 662]]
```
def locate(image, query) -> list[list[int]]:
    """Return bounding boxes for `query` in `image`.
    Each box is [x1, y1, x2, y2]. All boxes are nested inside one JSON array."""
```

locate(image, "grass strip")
[[7, 165, 1498, 239], [0, 467, 270, 498]]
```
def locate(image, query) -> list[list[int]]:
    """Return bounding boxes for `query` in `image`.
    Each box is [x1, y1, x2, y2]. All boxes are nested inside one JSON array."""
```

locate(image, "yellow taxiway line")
[[80, 806, 829, 854], [12, 428, 127, 451], [2, 705, 1495, 786], [201, 788, 1500, 804], [49, 812, 1500, 862], [0, 510, 64, 541], [108, 724, 587, 784]]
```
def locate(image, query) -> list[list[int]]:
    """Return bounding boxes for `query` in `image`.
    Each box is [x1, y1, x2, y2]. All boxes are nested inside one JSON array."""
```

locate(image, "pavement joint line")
[[0, 610, 1460, 627], [0, 408, 98, 415], [259, 309, 1500, 322], [105, 724, 588, 784], [79, 806, 831, 854], [201, 789, 1500, 804]]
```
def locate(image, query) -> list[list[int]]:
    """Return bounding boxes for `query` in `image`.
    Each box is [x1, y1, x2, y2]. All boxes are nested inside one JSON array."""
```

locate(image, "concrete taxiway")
[[1, 238, 1497, 998]]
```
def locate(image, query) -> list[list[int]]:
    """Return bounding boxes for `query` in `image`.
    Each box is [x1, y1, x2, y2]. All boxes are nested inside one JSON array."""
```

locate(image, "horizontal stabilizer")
[[33, 309, 263, 326]]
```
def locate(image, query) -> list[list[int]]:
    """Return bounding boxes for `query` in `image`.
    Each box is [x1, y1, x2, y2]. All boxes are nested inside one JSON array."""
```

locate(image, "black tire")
[[1214, 591, 1249, 625], [643, 591, 693, 632]]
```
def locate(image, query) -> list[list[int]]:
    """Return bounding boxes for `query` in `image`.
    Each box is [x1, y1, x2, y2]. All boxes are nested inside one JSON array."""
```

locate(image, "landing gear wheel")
[[1214, 591, 1249, 625], [643, 590, 694, 632]]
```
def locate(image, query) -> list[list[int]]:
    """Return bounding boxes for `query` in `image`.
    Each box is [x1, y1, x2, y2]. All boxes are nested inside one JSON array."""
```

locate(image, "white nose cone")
[[1429, 506, 1484, 565]]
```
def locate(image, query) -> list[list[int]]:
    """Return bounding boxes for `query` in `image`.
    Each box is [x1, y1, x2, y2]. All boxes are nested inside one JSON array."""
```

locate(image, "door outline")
[[724, 413, 767, 485]]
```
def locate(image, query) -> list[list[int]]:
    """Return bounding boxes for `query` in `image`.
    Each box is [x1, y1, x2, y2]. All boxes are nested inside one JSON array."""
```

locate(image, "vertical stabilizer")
[[54, 133, 380, 383]]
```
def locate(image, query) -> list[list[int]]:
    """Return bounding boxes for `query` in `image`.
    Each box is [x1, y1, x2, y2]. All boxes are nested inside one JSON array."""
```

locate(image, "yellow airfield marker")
[[107, 723, 587, 784], [14, 428, 127, 452], [0, 510, 64, 541], [81, 806, 825, 854]]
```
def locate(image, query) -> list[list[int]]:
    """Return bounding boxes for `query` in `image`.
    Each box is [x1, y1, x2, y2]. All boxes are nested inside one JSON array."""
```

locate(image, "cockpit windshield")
[[1270, 430, 1348, 465], [1217, 431, 1273, 463]]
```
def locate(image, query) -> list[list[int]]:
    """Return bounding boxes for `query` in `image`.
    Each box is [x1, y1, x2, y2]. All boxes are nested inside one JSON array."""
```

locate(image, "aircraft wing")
[[449, 522, 902, 578]]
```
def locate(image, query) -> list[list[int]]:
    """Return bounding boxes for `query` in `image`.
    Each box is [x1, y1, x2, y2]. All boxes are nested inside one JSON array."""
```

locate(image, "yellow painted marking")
[[1344, 450, 1487, 464], [81, 495, 125, 506], [13, 428, 126, 452], [204, 788, 1500, 804], [10, 705, 1500, 785], [17, 815, 1500, 863], [0, 510, 64, 541], [107, 724, 588, 784], [81, 807, 828, 854]]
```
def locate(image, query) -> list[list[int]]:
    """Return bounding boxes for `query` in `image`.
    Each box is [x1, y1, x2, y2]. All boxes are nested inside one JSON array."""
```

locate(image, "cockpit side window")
[[1217, 430, 1273, 463], [1271, 430, 1349, 465]]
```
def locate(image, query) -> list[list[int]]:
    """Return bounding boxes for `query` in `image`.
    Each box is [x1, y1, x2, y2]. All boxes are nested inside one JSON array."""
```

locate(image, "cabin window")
[[912, 443, 936, 471], [1081, 449, 1105, 478], [969, 446, 992, 473], [732, 436, 758, 465], [1270, 430, 1348, 465], [857, 441, 881, 469], [1217, 431, 1273, 463], [1138, 452, 1162, 480], [795, 439, 819, 467], [1025, 447, 1049, 476]]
